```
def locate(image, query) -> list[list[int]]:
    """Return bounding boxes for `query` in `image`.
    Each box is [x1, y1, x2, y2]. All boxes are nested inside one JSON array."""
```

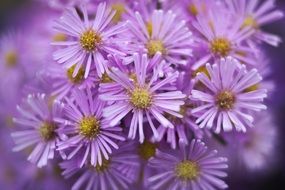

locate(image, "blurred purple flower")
[[191, 57, 267, 133], [11, 93, 65, 167]]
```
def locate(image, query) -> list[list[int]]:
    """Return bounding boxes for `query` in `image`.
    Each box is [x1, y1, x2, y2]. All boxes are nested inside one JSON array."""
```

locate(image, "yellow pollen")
[[146, 21, 153, 36], [95, 158, 110, 172], [175, 160, 199, 181], [100, 72, 113, 83], [210, 38, 231, 57], [242, 16, 258, 29], [146, 40, 166, 57], [53, 33, 67, 42], [39, 122, 57, 141], [66, 65, 85, 84], [216, 91, 235, 110], [80, 30, 101, 52], [5, 51, 17, 67], [138, 141, 156, 160], [188, 4, 198, 16], [79, 116, 100, 139], [111, 3, 126, 23], [130, 87, 152, 109]]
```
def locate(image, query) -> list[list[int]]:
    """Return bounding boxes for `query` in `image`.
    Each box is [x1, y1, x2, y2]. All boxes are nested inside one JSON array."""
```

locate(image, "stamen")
[[138, 141, 156, 160], [146, 40, 166, 57], [5, 51, 17, 67], [175, 160, 199, 181], [66, 65, 85, 84], [210, 38, 231, 57], [216, 91, 235, 110], [39, 122, 57, 141], [79, 116, 100, 139], [130, 87, 152, 109], [80, 29, 101, 52]]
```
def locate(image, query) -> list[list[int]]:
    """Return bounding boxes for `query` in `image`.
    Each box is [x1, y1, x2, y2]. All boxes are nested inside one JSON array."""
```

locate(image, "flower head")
[[57, 88, 125, 167], [60, 142, 139, 190], [224, 0, 284, 46], [52, 3, 127, 78], [148, 139, 228, 190], [101, 53, 186, 143], [125, 9, 193, 65], [192, 7, 256, 69], [191, 57, 267, 133], [11, 93, 65, 167]]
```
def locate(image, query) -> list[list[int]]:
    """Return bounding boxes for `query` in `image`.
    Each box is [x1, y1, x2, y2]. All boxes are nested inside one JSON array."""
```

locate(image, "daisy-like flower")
[[192, 6, 256, 69], [125, 9, 193, 65], [44, 63, 97, 100], [52, 2, 127, 78], [100, 53, 186, 143], [60, 142, 140, 190], [191, 57, 267, 133], [224, 0, 284, 46], [57, 88, 125, 167], [11, 93, 65, 167], [148, 139, 228, 190]]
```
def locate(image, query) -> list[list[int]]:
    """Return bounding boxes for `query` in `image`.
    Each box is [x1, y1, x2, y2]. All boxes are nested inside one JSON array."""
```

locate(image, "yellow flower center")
[[66, 65, 85, 84], [111, 3, 125, 23], [175, 160, 199, 181], [188, 4, 198, 16], [146, 40, 166, 57], [52, 33, 67, 42], [95, 159, 110, 172], [138, 141, 156, 160], [242, 15, 258, 29], [130, 87, 152, 109], [79, 116, 100, 139], [210, 38, 231, 57], [216, 91, 235, 110], [39, 122, 57, 141], [5, 51, 17, 67], [80, 29, 101, 52], [100, 72, 113, 83]]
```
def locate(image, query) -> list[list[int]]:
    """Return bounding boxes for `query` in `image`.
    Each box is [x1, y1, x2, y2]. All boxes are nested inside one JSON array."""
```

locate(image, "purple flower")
[[57, 88, 125, 167], [44, 63, 97, 100], [148, 139, 228, 190], [125, 9, 193, 65], [60, 142, 140, 190], [191, 57, 267, 133], [100, 53, 186, 143], [192, 6, 256, 69], [52, 2, 127, 78], [224, 0, 284, 46], [11, 93, 65, 167]]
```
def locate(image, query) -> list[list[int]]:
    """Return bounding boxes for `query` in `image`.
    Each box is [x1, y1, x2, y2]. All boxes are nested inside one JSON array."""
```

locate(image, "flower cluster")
[[0, 0, 282, 189]]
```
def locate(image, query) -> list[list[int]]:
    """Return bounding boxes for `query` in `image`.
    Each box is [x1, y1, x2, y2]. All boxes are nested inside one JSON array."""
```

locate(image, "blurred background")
[[0, 0, 285, 189]]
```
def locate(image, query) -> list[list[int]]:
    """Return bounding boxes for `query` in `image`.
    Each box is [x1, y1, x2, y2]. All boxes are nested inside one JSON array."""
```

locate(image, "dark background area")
[[0, 0, 285, 189]]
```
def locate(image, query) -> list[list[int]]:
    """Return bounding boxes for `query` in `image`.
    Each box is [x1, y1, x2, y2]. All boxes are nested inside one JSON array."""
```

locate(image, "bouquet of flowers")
[[0, 0, 283, 189]]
